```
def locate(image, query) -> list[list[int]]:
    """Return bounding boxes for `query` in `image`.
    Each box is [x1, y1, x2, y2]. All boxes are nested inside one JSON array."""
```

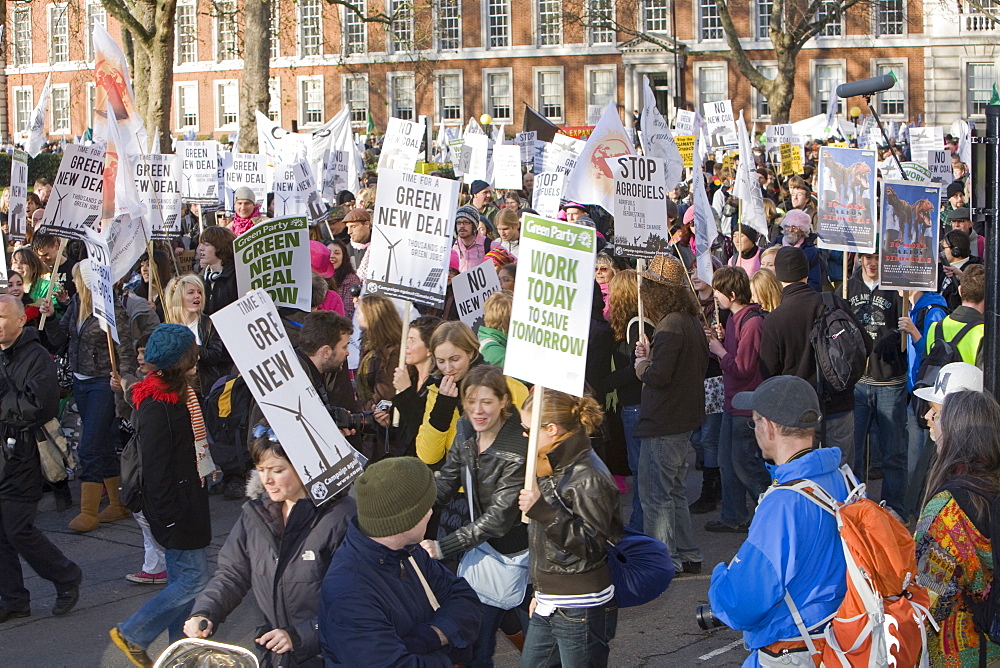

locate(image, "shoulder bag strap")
[[406, 556, 440, 612], [464, 459, 476, 521]]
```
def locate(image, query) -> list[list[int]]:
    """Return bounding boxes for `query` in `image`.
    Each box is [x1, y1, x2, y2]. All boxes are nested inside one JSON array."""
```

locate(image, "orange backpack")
[[763, 467, 936, 667]]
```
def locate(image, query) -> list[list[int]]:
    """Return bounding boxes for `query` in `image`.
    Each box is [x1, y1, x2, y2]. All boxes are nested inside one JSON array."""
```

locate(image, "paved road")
[[1, 454, 796, 668]]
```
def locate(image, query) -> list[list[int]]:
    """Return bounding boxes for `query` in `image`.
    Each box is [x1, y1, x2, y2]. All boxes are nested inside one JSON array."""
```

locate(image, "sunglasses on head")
[[252, 423, 279, 443]]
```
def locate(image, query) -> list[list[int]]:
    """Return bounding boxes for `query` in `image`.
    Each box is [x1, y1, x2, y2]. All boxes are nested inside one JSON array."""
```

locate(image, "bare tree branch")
[[100, 0, 153, 45]]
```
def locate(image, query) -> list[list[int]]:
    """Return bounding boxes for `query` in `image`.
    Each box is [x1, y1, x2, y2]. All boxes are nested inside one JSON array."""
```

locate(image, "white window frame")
[[534, 66, 565, 124], [643, 0, 669, 33], [756, 0, 773, 41], [874, 0, 906, 37], [751, 62, 778, 122], [299, 0, 323, 57], [49, 84, 71, 135], [817, 0, 844, 37], [485, 0, 511, 49], [964, 59, 996, 119], [175, 82, 200, 131], [270, 0, 280, 59], [214, 0, 239, 63], [538, 0, 563, 47], [436, 0, 462, 50], [387, 72, 416, 121], [483, 68, 514, 123], [86, 2, 107, 62], [810, 60, 846, 116], [268, 77, 281, 123], [13, 86, 33, 135], [435, 71, 464, 124], [693, 62, 728, 108], [176, 1, 198, 65], [85, 83, 97, 130], [588, 0, 616, 44], [48, 4, 70, 65], [298, 75, 325, 127], [388, 0, 414, 53], [344, 2, 368, 55], [214, 80, 239, 131], [343, 74, 370, 126], [871, 60, 906, 119], [12, 7, 32, 67], [697, 0, 724, 41], [585, 66, 617, 124]]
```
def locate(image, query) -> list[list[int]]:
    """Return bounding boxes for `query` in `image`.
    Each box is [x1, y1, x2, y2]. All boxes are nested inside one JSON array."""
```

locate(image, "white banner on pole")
[[38, 143, 106, 240], [561, 103, 634, 213], [378, 117, 424, 172], [233, 216, 313, 312], [608, 156, 669, 259], [639, 75, 684, 190], [135, 153, 182, 241], [213, 289, 363, 505], [452, 260, 502, 333], [177, 141, 220, 202]]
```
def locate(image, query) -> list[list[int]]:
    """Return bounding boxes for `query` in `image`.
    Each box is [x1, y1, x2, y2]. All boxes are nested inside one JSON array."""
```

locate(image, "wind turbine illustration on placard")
[[371, 224, 402, 283], [261, 397, 347, 472]]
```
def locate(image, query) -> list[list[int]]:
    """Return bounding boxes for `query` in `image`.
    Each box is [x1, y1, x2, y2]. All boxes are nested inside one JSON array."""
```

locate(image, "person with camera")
[[0, 295, 82, 623], [706, 375, 850, 665]]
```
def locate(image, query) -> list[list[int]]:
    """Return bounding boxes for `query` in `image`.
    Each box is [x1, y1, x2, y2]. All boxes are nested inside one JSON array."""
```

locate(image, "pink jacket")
[[453, 234, 491, 273]]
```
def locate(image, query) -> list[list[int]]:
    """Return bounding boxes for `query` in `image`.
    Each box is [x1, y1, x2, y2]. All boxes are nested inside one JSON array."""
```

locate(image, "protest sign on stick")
[[366, 169, 459, 307], [608, 156, 669, 259], [531, 171, 566, 219], [37, 143, 106, 240], [492, 144, 522, 190], [504, 215, 595, 397], [675, 136, 695, 168], [674, 110, 695, 134], [702, 100, 738, 148], [815, 147, 877, 252], [214, 289, 363, 504], [452, 260, 502, 333], [135, 153, 182, 241], [272, 163, 306, 217], [516, 131, 537, 165], [927, 151, 954, 186], [225, 153, 268, 204], [7, 150, 28, 242], [378, 117, 424, 172], [234, 216, 312, 312], [177, 141, 220, 203], [879, 180, 941, 291], [83, 229, 119, 344]]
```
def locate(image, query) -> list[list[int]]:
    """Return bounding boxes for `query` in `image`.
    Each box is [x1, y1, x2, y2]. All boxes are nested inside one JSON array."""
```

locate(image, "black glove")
[[401, 624, 443, 656], [448, 643, 473, 665]]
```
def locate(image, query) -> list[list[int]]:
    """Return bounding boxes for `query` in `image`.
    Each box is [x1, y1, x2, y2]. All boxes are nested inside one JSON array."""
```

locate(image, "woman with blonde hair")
[[163, 274, 231, 393], [517, 389, 623, 667], [750, 268, 782, 312]]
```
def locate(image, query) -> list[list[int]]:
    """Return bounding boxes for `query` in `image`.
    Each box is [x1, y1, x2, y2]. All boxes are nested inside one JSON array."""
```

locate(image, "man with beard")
[[452, 205, 492, 273], [769, 210, 824, 292]]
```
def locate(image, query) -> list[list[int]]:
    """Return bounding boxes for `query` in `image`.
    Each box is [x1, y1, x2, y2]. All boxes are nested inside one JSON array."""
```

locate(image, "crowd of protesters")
[[0, 130, 995, 668]]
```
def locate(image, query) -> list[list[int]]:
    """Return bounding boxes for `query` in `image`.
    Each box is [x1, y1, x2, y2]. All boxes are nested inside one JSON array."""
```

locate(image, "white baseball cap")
[[914, 362, 984, 404]]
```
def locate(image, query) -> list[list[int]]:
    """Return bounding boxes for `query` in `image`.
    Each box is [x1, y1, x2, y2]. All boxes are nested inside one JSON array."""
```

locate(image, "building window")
[[389, 74, 415, 121], [813, 63, 844, 115], [644, 0, 669, 33], [216, 81, 239, 128], [87, 3, 107, 61], [345, 76, 368, 124], [177, 84, 198, 128], [13, 88, 32, 134], [817, 0, 843, 36], [757, 0, 773, 40], [968, 63, 995, 117], [344, 2, 367, 55], [300, 0, 322, 56], [270, 0, 280, 59], [437, 73, 463, 121], [589, 0, 615, 44], [487, 0, 511, 48], [12, 8, 31, 67], [536, 70, 564, 122], [539, 0, 562, 46], [216, 1, 239, 61], [754, 65, 777, 119], [176, 2, 197, 64], [697, 66, 727, 107], [50, 85, 70, 134], [876, 0, 904, 36], [300, 77, 324, 125], [876, 64, 905, 116], [700, 0, 723, 40], [485, 71, 513, 122], [49, 5, 70, 64], [268, 78, 281, 122], [587, 68, 616, 112], [438, 0, 461, 50], [389, 0, 413, 52]]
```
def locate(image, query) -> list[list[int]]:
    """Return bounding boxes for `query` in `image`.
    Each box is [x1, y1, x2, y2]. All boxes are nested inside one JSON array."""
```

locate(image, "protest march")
[[0, 15, 998, 668]]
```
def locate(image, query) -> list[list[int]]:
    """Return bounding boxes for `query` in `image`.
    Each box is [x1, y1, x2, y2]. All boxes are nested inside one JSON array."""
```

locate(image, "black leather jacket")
[[434, 410, 529, 558], [525, 430, 624, 596]]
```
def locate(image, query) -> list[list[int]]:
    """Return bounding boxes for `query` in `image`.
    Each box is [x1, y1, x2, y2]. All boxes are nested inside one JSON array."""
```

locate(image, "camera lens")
[[695, 604, 725, 631]]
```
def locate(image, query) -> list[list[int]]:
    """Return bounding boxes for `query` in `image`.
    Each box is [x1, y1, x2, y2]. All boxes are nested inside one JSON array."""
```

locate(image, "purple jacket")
[[720, 304, 765, 416]]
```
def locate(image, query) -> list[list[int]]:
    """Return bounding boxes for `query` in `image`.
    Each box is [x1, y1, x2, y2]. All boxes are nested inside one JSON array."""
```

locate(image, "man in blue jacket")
[[708, 376, 849, 667], [319, 457, 481, 667]]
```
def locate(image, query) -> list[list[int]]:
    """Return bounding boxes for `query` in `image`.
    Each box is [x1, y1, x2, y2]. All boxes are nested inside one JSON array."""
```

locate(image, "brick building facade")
[[3, 1, 997, 144]]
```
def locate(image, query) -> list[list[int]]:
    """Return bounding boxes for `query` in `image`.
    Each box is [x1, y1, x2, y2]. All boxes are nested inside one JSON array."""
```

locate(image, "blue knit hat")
[[470, 180, 490, 196], [144, 324, 196, 370]]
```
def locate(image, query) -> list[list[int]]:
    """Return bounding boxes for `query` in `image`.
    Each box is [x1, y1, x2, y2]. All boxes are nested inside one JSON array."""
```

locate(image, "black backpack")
[[811, 292, 868, 394], [119, 431, 143, 513], [913, 319, 979, 428], [203, 374, 254, 476]]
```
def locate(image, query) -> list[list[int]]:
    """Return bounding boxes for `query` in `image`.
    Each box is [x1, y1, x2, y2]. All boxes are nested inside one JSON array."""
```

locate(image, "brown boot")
[[98, 477, 132, 523], [68, 482, 102, 532], [504, 631, 525, 652]]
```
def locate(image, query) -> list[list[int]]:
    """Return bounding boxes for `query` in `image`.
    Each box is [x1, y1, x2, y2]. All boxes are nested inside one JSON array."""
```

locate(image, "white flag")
[[104, 100, 149, 225], [562, 102, 635, 214], [733, 111, 769, 238], [639, 75, 684, 191], [25, 75, 51, 158], [825, 82, 840, 134], [691, 136, 717, 284]]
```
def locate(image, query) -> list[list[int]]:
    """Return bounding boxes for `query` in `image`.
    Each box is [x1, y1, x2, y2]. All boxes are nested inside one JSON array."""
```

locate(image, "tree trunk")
[[767, 51, 799, 125], [239, 0, 271, 153], [145, 0, 178, 147]]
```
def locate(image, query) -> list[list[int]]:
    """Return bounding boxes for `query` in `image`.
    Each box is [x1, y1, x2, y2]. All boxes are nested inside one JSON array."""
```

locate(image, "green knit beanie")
[[356, 457, 436, 538]]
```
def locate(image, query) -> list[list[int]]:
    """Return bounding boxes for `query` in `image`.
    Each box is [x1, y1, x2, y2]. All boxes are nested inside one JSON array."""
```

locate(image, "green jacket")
[[478, 326, 508, 366]]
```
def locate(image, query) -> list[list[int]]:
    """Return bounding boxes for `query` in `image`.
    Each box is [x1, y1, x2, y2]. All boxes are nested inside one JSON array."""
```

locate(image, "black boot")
[[51, 479, 73, 512], [689, 467, 721, 514]]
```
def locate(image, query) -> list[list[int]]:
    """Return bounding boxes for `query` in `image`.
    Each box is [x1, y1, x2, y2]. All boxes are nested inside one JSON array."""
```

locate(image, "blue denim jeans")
[[471, 599, 531, 667], [640, 431, 702, 571], [118, 548, 210, 649], [689, 412, 722, 469], [519, 603, 618, 668], [620, 404, 643, 532], [853, 382, 908, 515], [74, 377, 120, 482], [718, 411, 772, 526]]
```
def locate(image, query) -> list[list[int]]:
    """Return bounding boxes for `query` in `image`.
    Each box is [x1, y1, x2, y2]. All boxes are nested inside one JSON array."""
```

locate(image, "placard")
[[779, 141, 803, 176], [675, 135, 695, 168], [213, 289, 363, 505], [702, 100, 738, 148], [177, 141, 220, 203], [674, 110, 696, 134], [83, 229, 118, 343], [293, 161, 329, 224], [233, 215, 312, 312], [879, 180, 940, 291], [225, 153, 268, 204], [608, 156, 669, 259], [492, 143, 522, 190], [816, 147, 877, 252], [908, 127, 943, 166], [516, 131, 537, 164], [531, 171, 566, 219], [765, 124, 797, 146], [377, 117, 423, 172], [366, 169, 459, 307], [272, 163, 306, 217], [135, 153, 182, 241], [504, 215, 595, 397], [452, 259, 502, 333], [927, 150, 954, 186], [462, 133, 490, 184], [37, 143, 106, 239], [7, 149, 28, 242]]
